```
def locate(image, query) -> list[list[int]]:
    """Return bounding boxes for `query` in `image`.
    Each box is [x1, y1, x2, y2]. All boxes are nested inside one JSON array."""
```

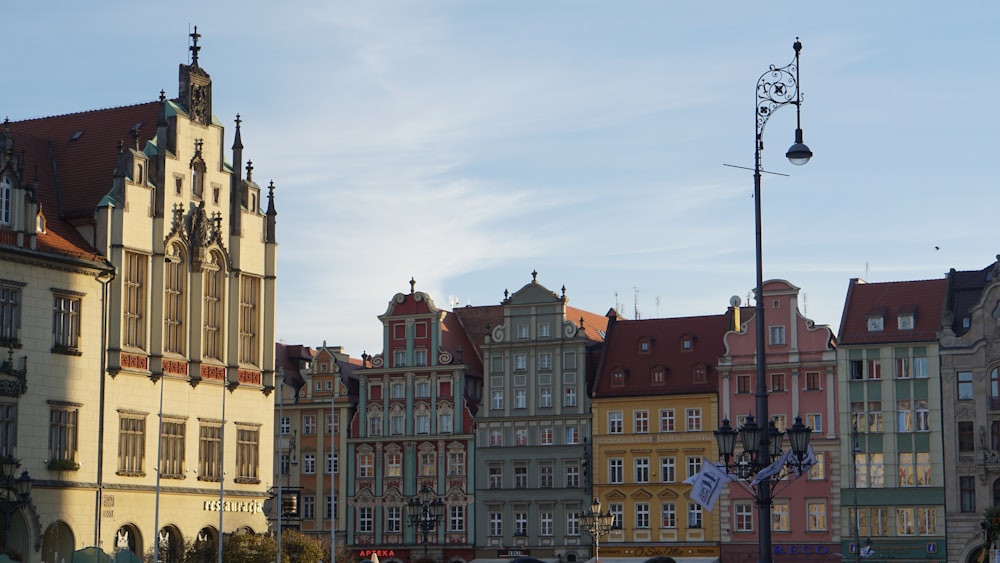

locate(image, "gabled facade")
[[346, 281, 480, 563], [837, 278, 947, 562], [939, 261, 1000, 563], [718, 280, 839, 562], [1, 30, 277, 562], [591, 310, 730, 562], [458, 273, 606, 563]]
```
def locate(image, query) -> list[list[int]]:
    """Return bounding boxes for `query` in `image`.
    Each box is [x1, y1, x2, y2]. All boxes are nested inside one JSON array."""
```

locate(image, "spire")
[[189, 26, 202, 67], [230, 113, 245, 237], [265, 180, 277, 243], [157, 90, 168, 128], [233, 113, 244, 151], [410, 277, 416, 294]]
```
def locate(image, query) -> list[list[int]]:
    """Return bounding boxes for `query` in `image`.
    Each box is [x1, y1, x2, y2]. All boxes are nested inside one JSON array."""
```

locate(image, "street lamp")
[[580, 498, 615, 563], [407, 485, 444, 559], [714, 38, 813, 563], [0, 456, 32, 548]]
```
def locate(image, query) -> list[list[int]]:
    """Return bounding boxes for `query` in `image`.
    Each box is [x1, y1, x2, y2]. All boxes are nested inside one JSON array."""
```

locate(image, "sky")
[[7, 2, 1000, 357]]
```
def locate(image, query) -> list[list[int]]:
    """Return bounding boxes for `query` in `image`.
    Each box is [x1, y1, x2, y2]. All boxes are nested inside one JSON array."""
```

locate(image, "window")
[[640, 340, 650, 353], [961, 476, 977, 512], [958, 371, 974, 400], [772, 501, 790, 531], [564, 387, 577, 406], [393, 350, 406, 367], [539, 387, 552, 407], [686, 457, 701, 479], [302, 452, 316, 474], [737, 374, 751, 394], [687, 503, 703, 529], [661, 457, 676, 482], [661, 503, 677, 528], [867, 316, 884, 331], [448, 451, 465, 476], [302, 495, 315, 519], [805, 371, 821, 390], [566, 511, 580, 536], [0, 285, 22, 345], [358, 452, 374, 478], [959, 422, 976, 453], [895, 356, 911, 379], [164, 247, 186, 354], [867, 402, 883, 433], [52, 294, 81, 352], [769, 326, 785, 345], [490, 355, 503, 373], [49, 406, 79, 465], [0, 176, 11, 226], [539, 463, 553, 487], [358, 507, 373, 533], [540, 510, 553, 536], [855, 452, 885, 488], [896, 507, 936, 536], [199, 423, 222, 480], [635, 503, 650, 529], [390, 414, 404, 435], [118, 413, 146, 475], [515, 428, 528, 446], [386, 452, 402, 477], [898, 314, 914, 330], [326, 451, 338, 474], [635, 458, 649, 483], [735, 502, 754, 532], [541, 427, 553, 445], [279, 453, 290, 476], [390, 382, 404, 399], [303, 415, 316, 435], [386, 506, 401, 533], [565, 464, 580, 488], [123, 251, 147, 350], [491, 390, 504, 410], [634, 410, 649, 433], [514, 389, 527, 409], [611, 370, 624, 387], [416, 414, 430, 434], [566, 426, 579, 444], [897, 401, 912, 433], [449, 505, 465, 532], [660, 409, 675, 432], [239, 275, 260, 365], [686, 408, 702, 431], [0, 403, 14, 457], [807, 452, 825, 480], [770, 373, 785, 392], [235, 426, 260, 483], [439, 412, 453, 434], [609, 411, 623, 434], [368, 413, 382, 436], [202, 254, 223, 359], [539, 323, 551, 337], [416, 381, 431, 397], [517, 325, 529, 339], [652, 368, 665, 385], [414, 349, 427, 366], [160, 419, 185, 479], [806, 413, 823, 434], [420, 452, 436, 476], [867, 357, 882, 380], [539, 353, 552, 369], [515, 511, 528, 535], [489, 465, 502, 489], [913, 353, 929, 378], [609, 458, 623, 484], [327, 413, 338, 435], [515, 354, 527, 371], [898, 452, 931, 486], [489, 429, 503, 447], [489, 511, 502, 536], [807, 501, 827, 531]]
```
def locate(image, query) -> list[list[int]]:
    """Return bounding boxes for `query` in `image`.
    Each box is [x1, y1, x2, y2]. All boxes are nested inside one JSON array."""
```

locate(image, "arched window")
[[164, 244, 187, 355], [992, 368, 1000, 410], [191, 159, 205, 199], [202, 252, 224, 360]]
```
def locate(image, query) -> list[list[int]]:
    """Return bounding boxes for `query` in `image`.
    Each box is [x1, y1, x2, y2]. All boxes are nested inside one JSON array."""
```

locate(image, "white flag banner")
[[683, 458, 731, 512], [750, 451, 790, 486], [795, 445, 818, 475]]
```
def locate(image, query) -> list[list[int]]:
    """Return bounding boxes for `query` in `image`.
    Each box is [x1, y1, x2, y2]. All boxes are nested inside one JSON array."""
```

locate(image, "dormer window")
[[611, 369, 625, 387], [1, 175, 13, 226], [639, 338, 651, 353], [652, 368, 665, 385], [897, 315, 914, 330], [867, 316, 884, 332], [681, 337, 692, 351]]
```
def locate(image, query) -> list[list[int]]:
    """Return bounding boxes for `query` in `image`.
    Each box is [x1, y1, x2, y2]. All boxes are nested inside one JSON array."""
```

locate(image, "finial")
[[793, 36, 802, 54], [531, 270, 538, 283], [579, 317, 585, 329], [131, 126, 140, 150], [190, 26, 202, 66], [268, 180, 276, 199], [561, 285, 566, 297], [235, 113, 242, 129], [159, 90, 166, 103], [504, 289, 509, 300], [409, 277, 416, 294], [246, 160, 253, 181]]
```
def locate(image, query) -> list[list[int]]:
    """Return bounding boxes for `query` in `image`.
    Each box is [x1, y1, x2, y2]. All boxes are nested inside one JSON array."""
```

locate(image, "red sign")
[[358, 550, 400, 558]]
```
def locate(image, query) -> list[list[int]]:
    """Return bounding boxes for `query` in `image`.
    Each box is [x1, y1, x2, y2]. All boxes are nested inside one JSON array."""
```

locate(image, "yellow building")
[[590, 312, 730, 563], [0, 29, 277, 563]]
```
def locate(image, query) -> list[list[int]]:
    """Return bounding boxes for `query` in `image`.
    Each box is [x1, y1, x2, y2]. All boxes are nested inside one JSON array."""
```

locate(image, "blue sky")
[[8, 2, 1000, 356]]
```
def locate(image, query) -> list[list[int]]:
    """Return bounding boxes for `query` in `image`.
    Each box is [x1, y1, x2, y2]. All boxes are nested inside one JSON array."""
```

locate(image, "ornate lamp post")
[[714, 38, 813, 563], [580, 499, 615, 563], [407, 485, 444, 559], [0, 456, 32, 548]]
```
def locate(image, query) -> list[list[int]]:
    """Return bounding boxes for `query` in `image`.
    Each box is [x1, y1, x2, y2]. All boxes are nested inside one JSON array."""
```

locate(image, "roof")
[[838, 277, 947, 345], [275, 342, 316, 390], [5, 102, 163, 262], [593, 311, 731, 397], [944, 264, 994, 336]]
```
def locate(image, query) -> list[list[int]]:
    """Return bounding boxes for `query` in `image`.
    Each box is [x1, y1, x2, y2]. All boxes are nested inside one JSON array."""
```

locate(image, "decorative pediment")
[[605, 488, 627, 500], [629, 488, 654, 500], [655, 487, 680, 499]]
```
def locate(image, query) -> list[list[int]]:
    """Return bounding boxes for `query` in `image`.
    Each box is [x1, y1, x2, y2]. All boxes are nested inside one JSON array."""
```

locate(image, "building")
[[717, 281, 840, 562], [591, 309, 730, 563], [272, 343, 358, 548], [346, 280, 481, 563], [0, 29, 278, 562], [456, 273, 607, 563], [837, 278, 947, 562], [939, 261, 1000, 563]]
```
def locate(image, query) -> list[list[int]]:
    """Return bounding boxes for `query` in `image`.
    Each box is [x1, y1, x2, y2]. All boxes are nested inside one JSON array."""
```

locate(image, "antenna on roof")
[[634, 287, 640, 320]]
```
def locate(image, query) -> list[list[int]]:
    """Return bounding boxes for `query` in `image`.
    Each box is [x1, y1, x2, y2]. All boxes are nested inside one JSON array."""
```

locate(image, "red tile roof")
[[593, 311, 731, 397], [838, 277, 947, 345]]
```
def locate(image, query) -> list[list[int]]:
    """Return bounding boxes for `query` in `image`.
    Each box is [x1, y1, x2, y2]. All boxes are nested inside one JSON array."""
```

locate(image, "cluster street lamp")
[[0, 456, 32, 548], [407, 485, 444, 559], [714, 37, 813, 563], [580, 499, 615, 563]]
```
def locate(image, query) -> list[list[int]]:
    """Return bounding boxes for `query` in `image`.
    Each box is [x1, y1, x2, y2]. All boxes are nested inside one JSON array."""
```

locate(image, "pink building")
[[717, 280, 840, 563]]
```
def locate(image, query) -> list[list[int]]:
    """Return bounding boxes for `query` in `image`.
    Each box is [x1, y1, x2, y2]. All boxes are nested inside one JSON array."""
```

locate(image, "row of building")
[[277, 264, 997, 563], [1, 27, 997, 563]]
